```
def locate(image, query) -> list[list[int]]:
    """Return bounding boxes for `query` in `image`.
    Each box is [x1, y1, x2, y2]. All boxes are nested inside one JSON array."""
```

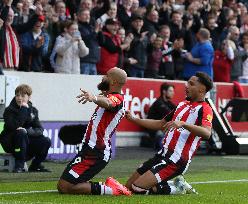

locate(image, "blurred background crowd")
[[0, 0, 248, 83]]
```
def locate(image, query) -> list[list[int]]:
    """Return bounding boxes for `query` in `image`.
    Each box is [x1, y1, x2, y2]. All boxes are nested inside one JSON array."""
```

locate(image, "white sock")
[[100, 185, 113, 195]]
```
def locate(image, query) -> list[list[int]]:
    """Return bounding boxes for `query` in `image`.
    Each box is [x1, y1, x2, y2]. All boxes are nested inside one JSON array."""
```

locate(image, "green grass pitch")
[[0, 149, 248, 204]]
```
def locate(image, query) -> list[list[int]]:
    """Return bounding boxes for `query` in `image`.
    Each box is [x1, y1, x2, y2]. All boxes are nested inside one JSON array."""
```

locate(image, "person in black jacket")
[[0, 84, 51, 173], [146, 83, 176, 149]]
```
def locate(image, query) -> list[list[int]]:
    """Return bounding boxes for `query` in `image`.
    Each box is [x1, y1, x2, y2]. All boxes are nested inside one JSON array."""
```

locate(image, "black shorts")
[[60, 146, 108, 184], [137, 154, 187, 183]]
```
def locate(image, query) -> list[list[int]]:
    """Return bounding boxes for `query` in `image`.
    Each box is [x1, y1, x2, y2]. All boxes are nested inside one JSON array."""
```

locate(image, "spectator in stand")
[[79, 0, 110, 25], [158, 25, 174, 79], [19, 15, 50, 72], [53, 20, 89, 74], [213, 39, 234, 82], [183, 28, 214, 80], [97, 18, 132, 75], [0, 0, 41, 71], [238, 32, 248, 82], [228, 26, 248, 81], [127, 14, 148, 78], [117, 0, 133, 30], [146, 83, 176, 149], [205, 16, 222, 50], [13, 0, 35, 26], [96, 2, 117, 27], [0, 84, 51, 173], [0, 4, 20, 70], [54, 0, 70, 22], [78, 8, 100, 75], [143, 9, 159, 38], [145, 35, 163, 78]]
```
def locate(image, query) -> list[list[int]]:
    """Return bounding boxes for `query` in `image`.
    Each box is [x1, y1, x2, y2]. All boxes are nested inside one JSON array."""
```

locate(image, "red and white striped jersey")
[[158, 100, 213, 165], [82, 93, 125, 162]]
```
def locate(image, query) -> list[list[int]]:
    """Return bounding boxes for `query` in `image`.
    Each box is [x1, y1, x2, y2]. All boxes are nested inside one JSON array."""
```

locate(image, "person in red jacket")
[[97, 18, 132, 75], [213, 39, 234, 82]]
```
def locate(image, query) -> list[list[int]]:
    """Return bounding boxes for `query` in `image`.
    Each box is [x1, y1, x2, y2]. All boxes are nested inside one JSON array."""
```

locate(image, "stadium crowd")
[[0, 0, 248, 82]]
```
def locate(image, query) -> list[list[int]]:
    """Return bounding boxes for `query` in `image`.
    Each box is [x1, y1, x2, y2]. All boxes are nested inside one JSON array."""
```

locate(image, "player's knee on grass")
[[57, 179, 72, 194], [131, 184, 149, 194]]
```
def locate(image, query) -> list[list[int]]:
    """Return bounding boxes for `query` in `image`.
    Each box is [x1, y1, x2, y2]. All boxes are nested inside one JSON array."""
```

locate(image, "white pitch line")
[[0, 179, 248, 195], [190, 179, 248, 184], [0, 190, 57, 195]]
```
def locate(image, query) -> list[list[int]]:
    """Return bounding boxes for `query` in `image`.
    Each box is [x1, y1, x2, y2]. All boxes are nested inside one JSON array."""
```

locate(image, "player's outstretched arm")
[[163, 121, 211, 140], [77, 89, 114, 110], [125, 110, 166, 130]]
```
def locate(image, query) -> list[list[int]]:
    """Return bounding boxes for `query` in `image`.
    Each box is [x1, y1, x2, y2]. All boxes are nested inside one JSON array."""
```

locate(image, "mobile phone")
[[73, 31, 81, 38]]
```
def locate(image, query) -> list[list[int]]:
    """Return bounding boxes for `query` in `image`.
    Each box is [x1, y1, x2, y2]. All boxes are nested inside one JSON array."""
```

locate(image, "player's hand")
[[77, 88, 95, 104], [125, 110, 134, 121], [163, 121, 185, 132]]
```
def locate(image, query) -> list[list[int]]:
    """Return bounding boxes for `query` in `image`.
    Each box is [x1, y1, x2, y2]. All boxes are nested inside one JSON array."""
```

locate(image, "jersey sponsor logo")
[[206, 114, 213, 123], [109, 95, 120, 103]]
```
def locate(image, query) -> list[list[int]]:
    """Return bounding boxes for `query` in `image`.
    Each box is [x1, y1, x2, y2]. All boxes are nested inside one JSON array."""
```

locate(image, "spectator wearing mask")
[[77, 8, 100, 75], [19, 15, 50, 72], [183, 28, 214, 80], [53, 20, 89, 74]]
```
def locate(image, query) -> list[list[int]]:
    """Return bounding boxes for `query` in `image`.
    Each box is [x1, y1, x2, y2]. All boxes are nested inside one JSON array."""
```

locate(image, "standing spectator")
[[0, 4, 20, 70], [145, 35, 163, 78], [127, 14, 148, 78], [117, 0, 133, 30], [143, 9, 159, 38], [238, 32, 248, 82], [0, 84, 51, 173], [228, 26, 248, 81], [147, 83, 176, 149], [158, 25, 174, 79], [54, 20, 89, 74], [96, 2, 117, 27], [183, 28, 214, 80], [205, 16, 222, 50], [13, 0, 35, 26], [19, 15, 50, 72], [97, 18, 132, 75], [78, 8, 100, 75], [0, 1, 41, 71], [213, 39, 234, 82]]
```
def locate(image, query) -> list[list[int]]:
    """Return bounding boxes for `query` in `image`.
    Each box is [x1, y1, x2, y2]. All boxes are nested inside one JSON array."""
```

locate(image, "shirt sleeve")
[[107, 93, 124, 112], [199, 104, 213, 127]]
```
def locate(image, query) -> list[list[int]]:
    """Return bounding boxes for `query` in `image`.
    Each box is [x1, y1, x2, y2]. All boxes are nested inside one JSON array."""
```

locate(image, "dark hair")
[[195, 72, 213, 92], [160, 83, 174, 96]]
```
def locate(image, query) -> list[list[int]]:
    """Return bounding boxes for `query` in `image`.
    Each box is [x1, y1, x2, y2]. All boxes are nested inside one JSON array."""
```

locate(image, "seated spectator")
[[146, 83, 176, 149], [0, 84, 51, 173], [97, 18, 132, 75], [19, 15, 50, 72], [53, 20, 89, 74], [213, 39, 234, 82]]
